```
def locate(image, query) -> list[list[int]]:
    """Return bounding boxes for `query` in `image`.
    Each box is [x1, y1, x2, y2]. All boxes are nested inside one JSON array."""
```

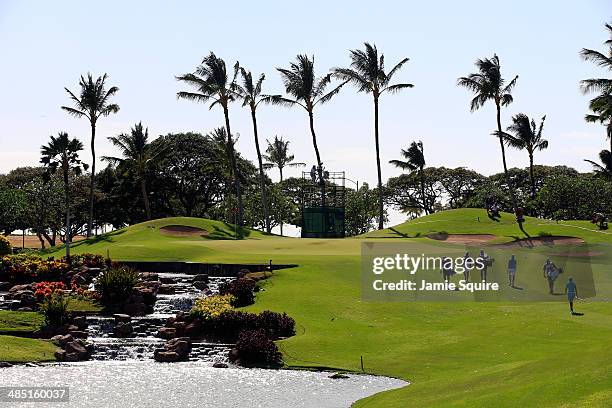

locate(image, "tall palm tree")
[[274, 55, 346, 187], [497, 114, 548, 198], [40, 132, 87, 263], [580, 23, 612, 95], [389, 141, 428, 214], [231, 68, 281, 233], [457, 55, 518, 208], [62, 73, 119, 237], [102, 122, 161, 220], [176, 52, 244, 226], [333, 42, 413, 229], [263, 136, 306, 235], [581, 23, 612, 152], [585, 149, 612, 179]]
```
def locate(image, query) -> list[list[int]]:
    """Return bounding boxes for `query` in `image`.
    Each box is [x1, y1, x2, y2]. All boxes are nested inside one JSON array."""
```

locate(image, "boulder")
[[0, 362, 13, 368], [183, 321, 202, 337], [158, 284, 175, 295], [140, 272, 159, 281], [113, 322, 134, 338], [113, 314, 132, 324], [69, 330, 88, 339], [123, 302, 147, 316], [0, 282, 11, 291], [51, 334, 73, 347], [154, 351, 179, 363], [192, 274, 208, 284], [16, 307, 34, 312], [158, 327, 177, 340], [8, 284, 32, 294], [54, 349, 66, 361], [159, 276, 176, 284], [212, 362, 228, 368], [65, 341, 87, 356], [192, 281, 208, 291]]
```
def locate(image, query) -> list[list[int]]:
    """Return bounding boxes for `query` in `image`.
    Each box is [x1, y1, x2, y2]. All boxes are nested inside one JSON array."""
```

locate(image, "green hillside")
[[38, 210, 612, 407]]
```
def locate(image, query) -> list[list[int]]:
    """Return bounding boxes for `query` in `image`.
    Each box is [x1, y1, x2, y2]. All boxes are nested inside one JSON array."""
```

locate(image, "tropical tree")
[[389, 141, 428, 214], [581, 23, 612, 152], [457, 55, 518, 208], [263, 136, 305, 235], [333, 42, 413, 229], [102, 122, 161, 220], [40, 132, 87, 263], [176, 52, 244, 226], [580, 23, 612, 95], [585, 149, 612, 179], [232, 68, 282, 233], [498, 114, 548, 198], [62, 73, 119, 237], [274, 55, 346, 185]]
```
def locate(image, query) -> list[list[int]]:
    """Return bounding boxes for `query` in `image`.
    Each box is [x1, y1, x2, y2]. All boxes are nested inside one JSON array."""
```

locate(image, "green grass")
[[0, 311, 44, 333], [0, 335, 56, 362], [66, 297, 102, 313], [364, 208, 612, 244], [40, 210, 612, 407]]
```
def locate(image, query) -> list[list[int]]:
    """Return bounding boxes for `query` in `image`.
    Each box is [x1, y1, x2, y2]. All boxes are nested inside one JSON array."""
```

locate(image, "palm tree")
[[585, 149, 612, 179], [498, 114, 548, 198], [333, 42, 413, 230], [263, 136, 306, 235], [274, 55, 346, 187], [102, 122, 161, 220], [389, 141, 428, 214], [579, 23, 612, 95], [231, 68, 282, 233], [40, 132, 87, 263], [457, 54, 518, 208], [176, 52, 244, 226], [581, 23, 612, 152], [62, 73, 119, 237]]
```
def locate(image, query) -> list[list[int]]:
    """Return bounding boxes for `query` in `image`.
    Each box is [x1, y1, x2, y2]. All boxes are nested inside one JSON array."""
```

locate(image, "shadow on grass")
[[40, 230, 126, 255], [205, 223, 253, 240]]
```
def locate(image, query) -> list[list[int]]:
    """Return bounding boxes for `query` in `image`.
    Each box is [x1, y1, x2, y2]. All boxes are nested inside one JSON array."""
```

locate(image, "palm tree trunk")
[[279, 167, 284, 236], [223, 104, 243, 228], [529, 152, 536, 199], [63, 163, 71, 265], [374, 96, 384, 230], [419, 168, 427, 215], [308, 109, 325, 207], [140, 171, 151, 220], [251, 108, 270, 233], [496, 101, 518, 212], [88, 121, 96, 237]]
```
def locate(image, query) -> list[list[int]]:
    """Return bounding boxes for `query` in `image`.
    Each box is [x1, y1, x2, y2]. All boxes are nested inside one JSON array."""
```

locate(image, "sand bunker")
[[427, 233, 497, 244], [497, 236, 585, 248], [159, 225, 209, 237]]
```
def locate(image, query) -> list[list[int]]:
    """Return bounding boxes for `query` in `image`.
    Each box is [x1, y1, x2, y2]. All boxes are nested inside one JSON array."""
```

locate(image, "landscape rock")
[[158, 284, 175, 295], [113, 314, 132, 323], [0, 282, 11, 291], [192, 274, 208, 283], [212, 362, 228, 368], [72, 316, 87, 330], [0, 362, 13, 368], [69, 330, 88, 339], [154, 351, 180, 363], [140, 272, 159, 281], [51, 334, 74, 347], [158, 327, 177, 340], [113, 322, 134, 338], [192, 281, 208, 291]]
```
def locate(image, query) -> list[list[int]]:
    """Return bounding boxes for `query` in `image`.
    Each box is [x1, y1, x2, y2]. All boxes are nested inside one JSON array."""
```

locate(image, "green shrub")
[[39, 293, 70, 327], [232, 329, 282, 367], [190, 294, 235, 319], [219, 278, 256, 307], [0, 236, 11, 257], [95, 266, 140, 304], [538, 231, 553, 237]]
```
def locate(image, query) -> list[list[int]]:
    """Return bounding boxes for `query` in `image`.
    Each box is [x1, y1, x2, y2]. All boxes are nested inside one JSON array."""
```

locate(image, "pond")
[[1, 361, 408, 408]]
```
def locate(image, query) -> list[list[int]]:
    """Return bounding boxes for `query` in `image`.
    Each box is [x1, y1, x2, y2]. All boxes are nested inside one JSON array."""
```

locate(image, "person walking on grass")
[[508, 254, 517, 287], [463, 252, 472, 283], [565, 277, 578, 315], [543, 258, 559, 294], [477, 249, 492, 281]]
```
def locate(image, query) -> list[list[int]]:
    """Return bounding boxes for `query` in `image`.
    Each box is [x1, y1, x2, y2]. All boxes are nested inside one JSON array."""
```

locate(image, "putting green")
[[40, 209, 612, 407]]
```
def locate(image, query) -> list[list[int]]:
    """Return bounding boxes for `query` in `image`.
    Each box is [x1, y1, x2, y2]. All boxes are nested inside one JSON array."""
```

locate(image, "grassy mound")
[[364, 208, 612, 243], [44, 216, 275, 260]]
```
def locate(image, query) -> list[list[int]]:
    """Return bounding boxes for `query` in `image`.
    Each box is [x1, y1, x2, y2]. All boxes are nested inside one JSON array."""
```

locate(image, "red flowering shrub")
[[70, 282, 101, 300], [62, 253, 106, 268], [33, 281, 66, 300]]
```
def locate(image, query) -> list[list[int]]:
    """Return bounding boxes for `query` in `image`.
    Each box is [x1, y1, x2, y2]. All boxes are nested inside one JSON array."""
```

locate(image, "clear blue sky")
[[0, 1, 609, 194]]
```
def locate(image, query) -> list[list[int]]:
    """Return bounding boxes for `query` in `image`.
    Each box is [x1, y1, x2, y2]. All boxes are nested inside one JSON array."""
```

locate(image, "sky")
[[0, 1, 610, 231]]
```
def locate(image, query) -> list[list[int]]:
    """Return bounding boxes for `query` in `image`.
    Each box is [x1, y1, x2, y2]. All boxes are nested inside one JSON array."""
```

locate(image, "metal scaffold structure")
[[301, 170, 346, 238]]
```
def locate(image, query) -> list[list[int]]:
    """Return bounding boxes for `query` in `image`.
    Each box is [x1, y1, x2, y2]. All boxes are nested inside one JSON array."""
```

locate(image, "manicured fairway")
[[41, 210, 612, 407], [0, 335, 56, 362]]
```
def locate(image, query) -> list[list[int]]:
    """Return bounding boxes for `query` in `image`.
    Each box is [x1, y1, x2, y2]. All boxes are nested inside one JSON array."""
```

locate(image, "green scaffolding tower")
[[301, 170, 346, 238]]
